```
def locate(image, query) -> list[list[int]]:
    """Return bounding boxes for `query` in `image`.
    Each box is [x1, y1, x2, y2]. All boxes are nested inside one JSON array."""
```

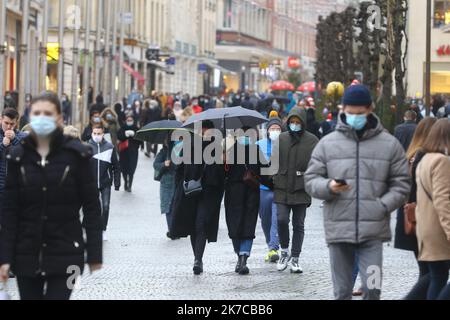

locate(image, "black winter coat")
[[394, 151, 425, 252], [170, 140, 225, 242], [0, 130, 103, 277], [224, 143, 268, 240], [117, 125, 140, 176]]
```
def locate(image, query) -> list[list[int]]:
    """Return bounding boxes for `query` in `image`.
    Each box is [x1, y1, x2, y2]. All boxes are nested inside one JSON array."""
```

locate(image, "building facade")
[[407, 0, 450, 97], [1, 0, 42, 104], [215, 0, 350, 93]]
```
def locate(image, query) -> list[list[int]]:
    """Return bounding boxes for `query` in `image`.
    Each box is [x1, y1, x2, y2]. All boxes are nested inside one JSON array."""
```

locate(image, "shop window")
[[434, 0, 450, 27]]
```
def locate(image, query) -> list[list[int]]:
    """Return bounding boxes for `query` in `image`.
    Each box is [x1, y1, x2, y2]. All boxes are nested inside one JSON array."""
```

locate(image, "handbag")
[[118, 140, 129, 153], [183, 165, 206, 198], [404, 202, 417, 236], [154, 167, 164, 182], [243, 165, 261, 190]]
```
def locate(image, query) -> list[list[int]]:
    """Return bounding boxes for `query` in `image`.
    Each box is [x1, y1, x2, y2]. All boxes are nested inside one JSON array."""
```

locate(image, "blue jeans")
[[259, 190, 279, 251], [232, 239, 254, 257], [352, 253, 359, 286]]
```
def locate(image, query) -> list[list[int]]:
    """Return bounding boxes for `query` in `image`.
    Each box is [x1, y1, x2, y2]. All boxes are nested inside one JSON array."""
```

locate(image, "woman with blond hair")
[[395, 117, 437, 300], [180, 107, 194, 124], [63, 125, 81, 140], [409, 119, 450, 300]]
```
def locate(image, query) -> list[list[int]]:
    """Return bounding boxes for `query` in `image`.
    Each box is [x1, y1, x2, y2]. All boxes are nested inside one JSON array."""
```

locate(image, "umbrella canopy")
[[182, 107, 268, 130], [298, 81, 316, 93], [271, 80, 295, 91], [136, 120, 189, 144]]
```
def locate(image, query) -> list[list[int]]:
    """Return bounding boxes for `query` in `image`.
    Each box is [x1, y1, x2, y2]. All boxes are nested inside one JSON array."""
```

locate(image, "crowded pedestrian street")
[[1, 151, 418, 300], [1, 0, 450, 305]]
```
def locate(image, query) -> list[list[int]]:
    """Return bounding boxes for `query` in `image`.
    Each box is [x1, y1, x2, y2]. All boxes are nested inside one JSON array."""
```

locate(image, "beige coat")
[[416, 153, 450, 261]]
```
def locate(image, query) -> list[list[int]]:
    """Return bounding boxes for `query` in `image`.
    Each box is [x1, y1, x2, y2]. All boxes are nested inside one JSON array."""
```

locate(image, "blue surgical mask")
[[173, 141, 183, 158], [289, 124, 302, 132], [30, 116, 57, 137], [237, 136, 251, 146], [346, 113, 368, 131]]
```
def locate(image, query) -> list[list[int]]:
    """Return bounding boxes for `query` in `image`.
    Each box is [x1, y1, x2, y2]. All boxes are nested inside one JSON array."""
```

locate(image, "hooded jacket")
[[273, 107, 319, 206], [305, 113, 410, 244]]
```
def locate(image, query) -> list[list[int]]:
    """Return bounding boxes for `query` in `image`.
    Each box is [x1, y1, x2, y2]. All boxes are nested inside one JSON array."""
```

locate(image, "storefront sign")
[[288, 57, 301, 69], [198, 64, 208, 73], [47, 43, 59, 63], [437, 45, 450, 56]]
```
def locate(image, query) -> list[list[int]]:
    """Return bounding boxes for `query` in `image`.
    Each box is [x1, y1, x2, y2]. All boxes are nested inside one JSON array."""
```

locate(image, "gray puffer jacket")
[[305, 113, 410, 244]]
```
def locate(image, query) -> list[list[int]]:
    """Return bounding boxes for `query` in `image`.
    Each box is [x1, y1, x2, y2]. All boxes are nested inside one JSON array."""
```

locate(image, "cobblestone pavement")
[[5, 152, 419, 300]]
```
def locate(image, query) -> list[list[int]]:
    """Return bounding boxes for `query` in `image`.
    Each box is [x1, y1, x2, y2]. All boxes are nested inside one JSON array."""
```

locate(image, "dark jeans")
[[190, 207, 208, 262], [404, 252, 432, 300], [427, 261, 450, 300], [17, 275, 73, 300], [99, 187, 111, 231], [277, 204, 307, 258]]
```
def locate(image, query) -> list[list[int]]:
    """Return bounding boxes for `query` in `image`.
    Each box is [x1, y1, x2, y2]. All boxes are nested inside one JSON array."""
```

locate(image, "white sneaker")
[[103, 232, 108, 242], [277, 252, 290, 272], [290, 257, 303, 274]]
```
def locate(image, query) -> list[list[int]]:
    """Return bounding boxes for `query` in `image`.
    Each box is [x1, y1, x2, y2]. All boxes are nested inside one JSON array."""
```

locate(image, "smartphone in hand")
[[335, 179, 348, 186]]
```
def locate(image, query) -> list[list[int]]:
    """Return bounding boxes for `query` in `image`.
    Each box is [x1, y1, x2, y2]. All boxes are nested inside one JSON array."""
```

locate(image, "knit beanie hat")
[[343, 84, 372, 107]]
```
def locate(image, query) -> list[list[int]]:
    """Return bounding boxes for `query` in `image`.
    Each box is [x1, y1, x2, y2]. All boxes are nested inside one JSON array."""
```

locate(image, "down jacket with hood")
[[305, 113, 410, 244]]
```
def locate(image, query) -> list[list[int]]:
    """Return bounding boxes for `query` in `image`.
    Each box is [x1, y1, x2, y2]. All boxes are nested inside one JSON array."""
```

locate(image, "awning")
[[202, 61, 236, 75], [114, 55, 145, 84]]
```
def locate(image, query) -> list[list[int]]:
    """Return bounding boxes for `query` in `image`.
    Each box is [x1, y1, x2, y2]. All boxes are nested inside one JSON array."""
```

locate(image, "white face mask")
[[269, 130, 281, 141], [92, 135, 103, 144]]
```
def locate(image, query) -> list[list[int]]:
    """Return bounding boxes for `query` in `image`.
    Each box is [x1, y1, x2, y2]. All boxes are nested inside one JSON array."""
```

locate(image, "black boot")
[[238, 255, 249, 275], [193, 260, 203, 275], [235, 255, 242, 273]]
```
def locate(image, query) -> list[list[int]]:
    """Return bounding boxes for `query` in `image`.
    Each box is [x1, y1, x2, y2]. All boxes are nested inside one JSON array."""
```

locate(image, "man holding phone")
[[305, 85, 410, 300]]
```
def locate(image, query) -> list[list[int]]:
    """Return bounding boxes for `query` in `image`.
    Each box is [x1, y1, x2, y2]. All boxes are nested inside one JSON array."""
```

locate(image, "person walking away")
[[0, 92, 103, 300], [224, 128, 270, 275], [394, 110, 418, 152], [81, 110, 103, 142], [273, 107, 319, 274], [101, 108, 120, 147], [153, 138, 177, 240], [61, 94, 72, 125], [241, 93, 255, 110], [395, 118, 437, 300], [117, 116, 140, 192], [410, 119, 450, 300], [256, 115, 283, 263], [89, 126, 121, 241], [170, 122, 225, 275], [305, 85, 410, 300]]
